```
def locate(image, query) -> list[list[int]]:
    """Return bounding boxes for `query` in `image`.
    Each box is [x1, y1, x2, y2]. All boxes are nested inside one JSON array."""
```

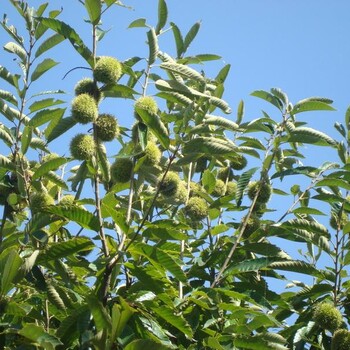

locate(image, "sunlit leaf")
[[155, 0, 168, 34], [31, 58, 59, 82]]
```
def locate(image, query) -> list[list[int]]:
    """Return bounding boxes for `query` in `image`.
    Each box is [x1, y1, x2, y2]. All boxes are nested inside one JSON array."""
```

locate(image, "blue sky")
[[1, 1, 350, 281]]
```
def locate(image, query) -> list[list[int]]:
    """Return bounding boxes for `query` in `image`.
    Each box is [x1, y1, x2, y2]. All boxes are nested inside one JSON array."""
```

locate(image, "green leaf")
[[43, 205, 100, 231], [236, 167, 259, 206], [204, 115, 238, 130], [0, 65, 20, 87], [251, 90, 283, 111], [45, 116, 76, 143], [289, 127, 336, 146], [0, 124, 15, 146], [21, 125, 33, 155], [4, 41, 27, 62], [292, 206, 326, 216], [100, 84, 138, 99], [147, 28, 158, 65], [31, 58, 59, 82], [135, 107, 169, 149], [29, 107, 65, 127], [111, 298, 135, 339], [236, 99, 244, 124], [38, 237, 94, 262], [124, 340, 170, 350], [170, 22, 184, 58], [47, 283, 66, 310], [183, 21, 200, 53], [32, 157, 68, 180], [128, 18, 148, 28], [292, 100, 336, 115], [35, 33, 65, 58], [97, 143, 110, 183], [19, 324, 63, 349], [85, 0, 101, 25], [183, 137, 237, 155], [29, 98, 65, 113], [155, 0, 168, 34], [39, 17, 93, 66], [44, 171, 68, 189], [315, 178, 350, 190], [215, 64, 231, 84], [86, 295, 112, 332], [0, 154, 16, 171], [153, 306, 193, 338], [0, 98, 21, 121], [160, 62, 205, 84], [270, 87, 288, 106], [209, 95, 232, 114], [155, 249, 187, 282], [0, 89, 18, 106], [0, 249, 22, 296]]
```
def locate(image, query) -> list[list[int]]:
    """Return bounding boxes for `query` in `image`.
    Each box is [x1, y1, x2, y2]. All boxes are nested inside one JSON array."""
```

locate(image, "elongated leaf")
[[156, 91, 192, 106], [44, 171, 68, 189], [35, 33, 65, 58], [85, 0, 101, 24], [178, 54, 221, 64], [4, 41, 27, 62], [47, 283, 66, 310], [236, 167, 259, 206], [160, 62, 205, 84], [39, 17, 93, 66], [0, 98, 21, 121], [0, 65, 20, 87], [225, 257, 280, 275], [289, 127, 336, 146], [29, 98, 65, 113], [31, 58, 59, 82], [251, 90, 283, 111], [39, 237, 94, 262], [86, 295, 112, 332], [0, 124, 14, 146], [0, 19, 23, 45], [155, 0, 168, 34], [183, 137, 237, 155], [154, 249, 187, 282], [270, 87, 288, 105], [97, 143, 110, 183], [125, 340, 170, 350], [204, 115, 238, 130], [170, 22, 184, 58], [0, 249, 22, 296], [21, 125, 32, 155], [269, 260, 325, 278], [135, 107, 169, 148], [153, 306, 193, 338], [29, 107, 65, 127], [236, 99, 244, 124], [44, 205, 100, 231], [19, 324, 63, 349], [147, 28, 158, 65], [0, 155, 16, 171], [183, 21, 200, 53], [315, 178, 350, 190], [292, 100, 336, 114], [209, 95, 232, 114], [32, 157, 68, 180], [111, 298, 135, 339], [0, 89, 17, 106], [46, 116, 76, 143]]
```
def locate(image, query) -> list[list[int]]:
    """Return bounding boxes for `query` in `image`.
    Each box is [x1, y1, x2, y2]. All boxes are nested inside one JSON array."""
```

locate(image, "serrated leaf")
[[39, 17, 93, 66], [97, 143, 110, 183], [209, 95, 232, 114], [292, 100, 336, 115], [100, 84, 138, 99], [30, 138, 50, 152], [31, 58, 59, 82], [270, 87, 288, 106], [292, 206, 326, 215], [178, 54, 221, 64], [135, 107, 169, 149], [47, 284, 66, 310], [155, 0, 168, 34], [85, 0, 101, 25], [236, 167, 259, 206], [44, 171, 68, 189], [35, 33, 65, 58], [251, 90, 283, 111], [44, 205, 100, 231], [32, 157, 68, 180], [160, 62, 205, 84], [153, 306, 193, 338], [315, 178, 350, 190], [0, 98, 21, 121], [4, 41, 27, 62], [0, 124, 14, 146], [46, 116, 76, 143], [39, 237, 94, 262], [147, 28, 158, 65], [183, 137, 237, 155], [183, 21, 200, 53], [155, 249, 187, 282], [236, 99, 244, 124], [0, 155, 16, 171], [29, 98, 65, 113], [29, 107, 65, 127], [125, 340, 170, 350]]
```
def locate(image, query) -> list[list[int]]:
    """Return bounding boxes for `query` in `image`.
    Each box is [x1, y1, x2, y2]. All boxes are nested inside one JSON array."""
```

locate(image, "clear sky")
[[1, 1, 350, 280]]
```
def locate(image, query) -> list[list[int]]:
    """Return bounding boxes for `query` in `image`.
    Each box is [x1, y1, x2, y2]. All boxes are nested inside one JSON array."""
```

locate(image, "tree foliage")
[[0, 1, 350, 349]]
